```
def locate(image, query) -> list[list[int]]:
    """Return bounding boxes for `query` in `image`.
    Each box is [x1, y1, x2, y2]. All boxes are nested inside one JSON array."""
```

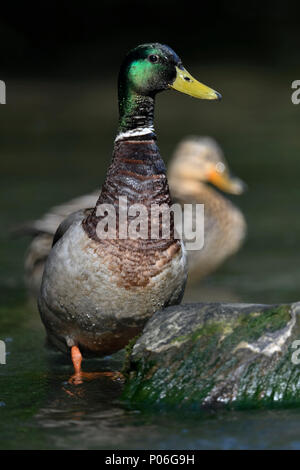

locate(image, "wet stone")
[[122, 302, 300, 409]]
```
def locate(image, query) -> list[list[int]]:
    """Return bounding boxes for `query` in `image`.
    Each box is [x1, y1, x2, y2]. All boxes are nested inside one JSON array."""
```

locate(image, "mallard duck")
[[168, 136, 247, 282], [37, 43, 221, 381]]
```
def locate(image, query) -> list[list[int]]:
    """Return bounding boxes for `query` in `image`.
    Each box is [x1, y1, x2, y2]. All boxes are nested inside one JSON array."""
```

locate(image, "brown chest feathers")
[[82, 139, 182, 289]]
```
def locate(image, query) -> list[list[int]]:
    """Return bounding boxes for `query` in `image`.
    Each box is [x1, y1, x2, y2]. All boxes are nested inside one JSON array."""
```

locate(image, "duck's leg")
[[69, 345, 83, 384], [71, 345, 82, 374]]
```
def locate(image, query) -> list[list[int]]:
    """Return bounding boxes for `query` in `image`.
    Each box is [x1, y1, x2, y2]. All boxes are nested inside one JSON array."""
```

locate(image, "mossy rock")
[[122, 302, 300, 410]]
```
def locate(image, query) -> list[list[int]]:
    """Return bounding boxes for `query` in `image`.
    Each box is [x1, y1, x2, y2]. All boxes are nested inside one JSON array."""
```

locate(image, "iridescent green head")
[[119, 43, 181, 97], [117, 43, 221, 136], [119, 43, 221, 99]]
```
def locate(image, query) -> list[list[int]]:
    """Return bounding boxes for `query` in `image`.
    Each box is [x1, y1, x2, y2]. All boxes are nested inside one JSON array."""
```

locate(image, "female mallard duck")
[[24, 137, 246, 294], [37, 43, 221, 380], [168, 136, 247, 283]]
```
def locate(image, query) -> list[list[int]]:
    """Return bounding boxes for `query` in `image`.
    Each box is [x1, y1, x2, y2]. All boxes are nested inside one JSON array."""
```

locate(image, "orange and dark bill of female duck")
[[207, 169, 247, 195]]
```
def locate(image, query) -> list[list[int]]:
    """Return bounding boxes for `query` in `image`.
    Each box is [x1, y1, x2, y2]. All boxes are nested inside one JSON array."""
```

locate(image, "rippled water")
[[1, 66, 300, 449]]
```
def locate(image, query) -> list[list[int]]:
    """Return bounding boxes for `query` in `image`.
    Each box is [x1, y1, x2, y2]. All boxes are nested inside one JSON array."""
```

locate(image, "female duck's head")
[[117, 43, 221, 138], [168, 137, 246, 195]]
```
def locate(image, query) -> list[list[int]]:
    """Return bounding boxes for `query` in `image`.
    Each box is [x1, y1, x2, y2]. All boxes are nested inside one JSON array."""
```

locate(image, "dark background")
[[1, 0, 300, 78]]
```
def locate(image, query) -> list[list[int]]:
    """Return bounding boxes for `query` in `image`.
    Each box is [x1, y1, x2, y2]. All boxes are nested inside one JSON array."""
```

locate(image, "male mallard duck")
[[168, 136, 247, 282], [24, 137, 246, 295], [37, 43, 221, 381]]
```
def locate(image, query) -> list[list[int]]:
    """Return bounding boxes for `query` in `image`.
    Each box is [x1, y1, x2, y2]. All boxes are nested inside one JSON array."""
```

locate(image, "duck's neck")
[[108, 90, 166, 203], [116, 87, 156, 141], [83, 91, 176, 244]]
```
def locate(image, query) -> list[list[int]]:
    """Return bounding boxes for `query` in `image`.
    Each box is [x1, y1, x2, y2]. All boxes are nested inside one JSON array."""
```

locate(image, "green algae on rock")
[[122, 302, 300, 409]]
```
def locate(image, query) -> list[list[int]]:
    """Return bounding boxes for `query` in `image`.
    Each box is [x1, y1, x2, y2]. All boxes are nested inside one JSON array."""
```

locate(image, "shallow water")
[[1, 66, 300, 449]]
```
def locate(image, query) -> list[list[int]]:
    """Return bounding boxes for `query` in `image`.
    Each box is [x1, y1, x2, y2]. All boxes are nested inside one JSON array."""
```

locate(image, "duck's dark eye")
[[148, 54, 159, 63]]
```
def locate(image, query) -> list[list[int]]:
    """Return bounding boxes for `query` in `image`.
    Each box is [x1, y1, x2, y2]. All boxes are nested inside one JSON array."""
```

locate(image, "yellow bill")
[[170, 66, 222, 100]]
